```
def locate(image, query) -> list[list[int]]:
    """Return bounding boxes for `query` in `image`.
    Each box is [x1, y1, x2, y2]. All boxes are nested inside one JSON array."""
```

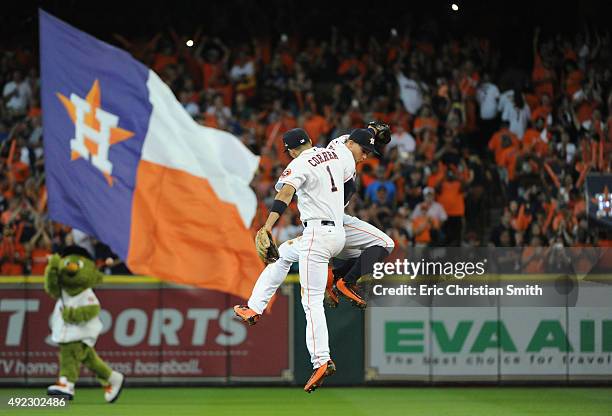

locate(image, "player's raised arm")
[[263, 184, 296, 232], [255, 128, 311, 264], [254, 183, 295, 265]]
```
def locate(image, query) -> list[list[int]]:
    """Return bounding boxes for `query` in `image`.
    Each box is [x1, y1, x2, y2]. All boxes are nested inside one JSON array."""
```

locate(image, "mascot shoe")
[[104, 371, 125, 403], [47, 376, 75, 400]]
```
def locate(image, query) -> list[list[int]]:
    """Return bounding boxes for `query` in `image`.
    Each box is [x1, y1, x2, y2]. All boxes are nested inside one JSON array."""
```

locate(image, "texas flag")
[[40, 10, 263, 299]]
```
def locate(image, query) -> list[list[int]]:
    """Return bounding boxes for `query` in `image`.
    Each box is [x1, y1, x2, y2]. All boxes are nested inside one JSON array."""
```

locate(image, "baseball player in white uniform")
[[235, 127, 392, 392]]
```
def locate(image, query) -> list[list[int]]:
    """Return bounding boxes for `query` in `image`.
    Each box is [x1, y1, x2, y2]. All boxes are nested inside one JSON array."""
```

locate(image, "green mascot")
[[44, 245, 124, 402]]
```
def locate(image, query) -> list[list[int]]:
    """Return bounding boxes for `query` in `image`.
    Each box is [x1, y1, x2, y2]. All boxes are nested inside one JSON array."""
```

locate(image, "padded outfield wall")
[[0, 275, 611, 386]]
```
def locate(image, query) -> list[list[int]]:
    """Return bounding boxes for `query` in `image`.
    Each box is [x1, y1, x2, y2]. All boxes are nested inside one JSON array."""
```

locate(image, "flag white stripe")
[[140, 71, 259, 227]]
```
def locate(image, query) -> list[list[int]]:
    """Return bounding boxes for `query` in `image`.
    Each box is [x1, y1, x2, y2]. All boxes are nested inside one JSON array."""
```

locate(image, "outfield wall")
[[0, 276, 611, 385], [0, 277, 293, 385]]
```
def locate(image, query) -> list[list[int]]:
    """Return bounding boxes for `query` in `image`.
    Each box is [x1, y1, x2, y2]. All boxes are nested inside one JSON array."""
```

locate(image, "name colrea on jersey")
[[307, 150, 339, 167]]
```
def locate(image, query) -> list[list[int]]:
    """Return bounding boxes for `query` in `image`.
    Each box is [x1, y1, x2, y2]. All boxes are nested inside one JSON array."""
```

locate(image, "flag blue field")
[[39, 10, 262, 298]]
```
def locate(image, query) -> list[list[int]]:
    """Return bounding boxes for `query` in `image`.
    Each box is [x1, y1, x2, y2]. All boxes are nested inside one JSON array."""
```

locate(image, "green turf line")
[[1, 387, 611, 416]]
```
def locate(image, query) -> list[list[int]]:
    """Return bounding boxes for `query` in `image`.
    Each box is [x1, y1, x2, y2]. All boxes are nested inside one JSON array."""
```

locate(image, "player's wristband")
[[271, 199, 288, 215]]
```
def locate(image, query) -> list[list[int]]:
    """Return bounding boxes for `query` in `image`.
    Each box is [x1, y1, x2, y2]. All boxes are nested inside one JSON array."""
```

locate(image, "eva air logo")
[[57, 80, 134, 186], [385, 320, 612, 353]]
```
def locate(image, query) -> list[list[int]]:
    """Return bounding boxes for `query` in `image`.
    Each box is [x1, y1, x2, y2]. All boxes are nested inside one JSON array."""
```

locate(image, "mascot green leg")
[[59, 342, 83, 383], [59, 342, 112, 385], [82, 344, 112, 385]]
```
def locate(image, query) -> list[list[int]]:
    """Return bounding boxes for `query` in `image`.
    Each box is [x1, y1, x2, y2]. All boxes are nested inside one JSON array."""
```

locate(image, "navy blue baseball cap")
[[282, 128, 311, 149], [349, 128, 380, 156]]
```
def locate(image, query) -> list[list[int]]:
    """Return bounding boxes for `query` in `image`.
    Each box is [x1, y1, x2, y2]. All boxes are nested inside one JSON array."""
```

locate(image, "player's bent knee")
[[384, 237, 395, 253], [379, 232, 394, 253], [278, 239, 300, 263]]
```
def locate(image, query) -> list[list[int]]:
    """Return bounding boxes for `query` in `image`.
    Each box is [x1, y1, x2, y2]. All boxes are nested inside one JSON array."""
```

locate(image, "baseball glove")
[[255, 227, 280, 264], [367, 121, 391, 146]]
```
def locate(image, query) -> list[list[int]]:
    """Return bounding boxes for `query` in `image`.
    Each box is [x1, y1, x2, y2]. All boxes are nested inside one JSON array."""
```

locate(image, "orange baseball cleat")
[[304, 360, 336, 393], [335, 278, 366, 308], [324, 270, 339, 308]]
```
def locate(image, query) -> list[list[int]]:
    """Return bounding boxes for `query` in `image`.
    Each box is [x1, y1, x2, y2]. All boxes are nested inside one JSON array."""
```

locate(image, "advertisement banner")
[[366, 284, 612, 382], [0, 284, 292, 384]]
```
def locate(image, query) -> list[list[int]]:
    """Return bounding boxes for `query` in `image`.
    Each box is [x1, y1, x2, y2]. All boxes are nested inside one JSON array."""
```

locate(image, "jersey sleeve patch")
[[275, 159, 306, 192]]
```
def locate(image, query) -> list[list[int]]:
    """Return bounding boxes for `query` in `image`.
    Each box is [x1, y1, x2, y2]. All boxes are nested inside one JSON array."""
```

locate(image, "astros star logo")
[[57, 80, 134, 186]]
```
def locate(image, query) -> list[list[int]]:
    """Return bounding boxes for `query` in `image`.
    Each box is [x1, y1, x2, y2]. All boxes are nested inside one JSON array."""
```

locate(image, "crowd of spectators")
[[1, 21, 611, 275]]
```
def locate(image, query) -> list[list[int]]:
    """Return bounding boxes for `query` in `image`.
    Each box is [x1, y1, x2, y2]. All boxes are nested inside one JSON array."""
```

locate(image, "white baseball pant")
[[248, 214, 394, 313], [298, 221, 345, 368]]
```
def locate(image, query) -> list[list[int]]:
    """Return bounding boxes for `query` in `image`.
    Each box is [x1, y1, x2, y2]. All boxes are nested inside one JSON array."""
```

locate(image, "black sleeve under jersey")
[[344, 178, 356, 206]]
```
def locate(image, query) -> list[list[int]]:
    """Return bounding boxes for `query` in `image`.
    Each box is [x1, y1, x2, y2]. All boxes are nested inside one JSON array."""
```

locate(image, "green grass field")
[[2, 387, 611, 416]]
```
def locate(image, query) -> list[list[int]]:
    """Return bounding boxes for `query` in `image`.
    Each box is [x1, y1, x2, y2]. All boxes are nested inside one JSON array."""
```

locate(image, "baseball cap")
[[349, 128, 380, 156], [423, 187, 435, 196], [59, 245, 93, 260], [282, 128, 310, 150]]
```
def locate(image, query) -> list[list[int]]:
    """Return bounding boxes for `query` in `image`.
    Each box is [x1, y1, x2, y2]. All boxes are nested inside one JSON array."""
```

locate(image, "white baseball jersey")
[[326, 135, 356, 181], [51, 288, 103, 347], [249, 139, 391, 370], [275, 146, 354, 225], [326, 135, 357, 207]]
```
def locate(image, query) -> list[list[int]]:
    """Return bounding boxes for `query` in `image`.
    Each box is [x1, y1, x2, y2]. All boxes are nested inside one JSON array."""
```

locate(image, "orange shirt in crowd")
[[357, 157, 380, 175], [411, 215, 432, 244], [575, 100, 596, 124], [522, 129, 549, 157], [531, 105, 551, 125], [436, 180, 464, 217], [459, 72, 479, 98], [489, 128, 520, 165], [511, 204, 533, 231], [28, 107, 42, 118], [0, 239, 25, 275], [11, 161, 30, 184], [572, 199, 586, 217], [202, 62, 224, 89], [258, 154, 275, 182], [372, 112, 390, 125], [337, 58, 366, 77], [413, 117, 438, 133], [498, 146, 520, 181], [152, 53, 177, 74], [524, 93, 540, 111], [303, 114, 330, 145], [532, 53, 555, 98], [489, 128, 520, 154], [521, 247, 545, 273], [213, 84, 234, 107], [426, 165, 446, 189]]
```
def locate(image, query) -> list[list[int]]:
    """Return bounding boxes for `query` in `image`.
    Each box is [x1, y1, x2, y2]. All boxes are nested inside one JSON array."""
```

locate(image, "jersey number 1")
[[326, 166, 338, 192]]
